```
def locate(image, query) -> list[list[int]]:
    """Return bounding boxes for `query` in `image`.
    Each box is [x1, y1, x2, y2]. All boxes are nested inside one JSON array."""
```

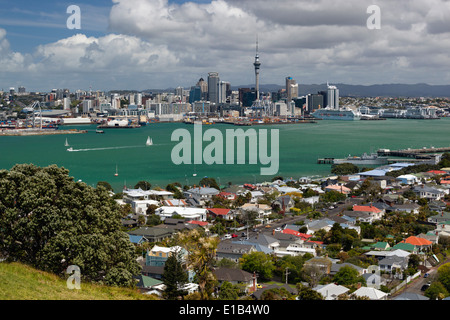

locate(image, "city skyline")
[[1, 0, 450, 92]]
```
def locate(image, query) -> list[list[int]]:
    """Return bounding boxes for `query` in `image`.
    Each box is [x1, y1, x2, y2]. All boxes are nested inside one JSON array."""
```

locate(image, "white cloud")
[[4, 0, 450, 90]]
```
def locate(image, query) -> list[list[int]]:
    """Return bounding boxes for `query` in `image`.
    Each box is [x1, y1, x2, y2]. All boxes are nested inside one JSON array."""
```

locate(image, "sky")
[[1, 0, 450, 92]]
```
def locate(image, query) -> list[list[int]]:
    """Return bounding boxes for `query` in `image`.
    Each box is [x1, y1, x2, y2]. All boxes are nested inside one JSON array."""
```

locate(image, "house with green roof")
[[134, 274, 164, 294], [391, 242, 417, 253], [371, 241, 390, 251]]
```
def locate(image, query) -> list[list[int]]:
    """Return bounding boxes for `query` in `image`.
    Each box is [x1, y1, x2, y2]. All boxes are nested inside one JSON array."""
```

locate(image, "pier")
[[377, 146, 450, 158], [317, 158, 335, 164], [0, 128, 87, 136]]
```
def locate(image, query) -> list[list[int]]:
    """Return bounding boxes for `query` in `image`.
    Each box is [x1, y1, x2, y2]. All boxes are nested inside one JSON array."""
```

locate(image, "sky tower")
[[253, 36, 261, 101]]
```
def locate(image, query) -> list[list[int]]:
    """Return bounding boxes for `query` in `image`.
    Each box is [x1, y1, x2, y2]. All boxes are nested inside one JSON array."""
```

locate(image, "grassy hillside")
[[0, 262, 158, 300]]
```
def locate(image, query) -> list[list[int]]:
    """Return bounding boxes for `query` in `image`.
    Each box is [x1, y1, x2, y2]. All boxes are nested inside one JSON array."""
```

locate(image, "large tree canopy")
[[0, 164, 140, 287]]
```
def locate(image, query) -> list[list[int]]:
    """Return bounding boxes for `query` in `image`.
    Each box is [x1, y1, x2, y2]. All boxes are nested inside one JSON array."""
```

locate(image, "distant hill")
[[136, 83, 450, 98], [232, 83, 450, 98]]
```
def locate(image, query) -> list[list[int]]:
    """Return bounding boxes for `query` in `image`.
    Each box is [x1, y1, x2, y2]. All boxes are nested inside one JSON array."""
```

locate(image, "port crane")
[[24, 101, 43, 129]]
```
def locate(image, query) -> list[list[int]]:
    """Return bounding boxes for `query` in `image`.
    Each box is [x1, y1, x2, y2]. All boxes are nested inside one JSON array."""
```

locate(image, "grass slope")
[[0, 262, 158, 300]]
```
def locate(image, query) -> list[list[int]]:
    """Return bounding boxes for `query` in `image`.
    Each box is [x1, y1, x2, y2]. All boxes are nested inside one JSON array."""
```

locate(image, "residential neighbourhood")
[[117, 158, 450, 300]]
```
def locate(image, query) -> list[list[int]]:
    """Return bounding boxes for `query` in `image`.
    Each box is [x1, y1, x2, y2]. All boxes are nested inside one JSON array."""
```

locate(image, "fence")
[[390, 271, 421, 294]]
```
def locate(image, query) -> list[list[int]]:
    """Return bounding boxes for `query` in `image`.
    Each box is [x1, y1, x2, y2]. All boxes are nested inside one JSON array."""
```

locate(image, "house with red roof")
[[427, 170, 447, 175], [217, 191, 237, 201], [207, 208, 234, 220], [282, 228, 313, 241], [352, 204, 384, 220], [402, 236, 433, 252], [187, 220, 210, 229], [325, 184, 351, 194]]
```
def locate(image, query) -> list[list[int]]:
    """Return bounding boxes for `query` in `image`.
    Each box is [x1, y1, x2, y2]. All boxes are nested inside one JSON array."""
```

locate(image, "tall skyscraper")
[[196, 77, 208, 101], [189, 86, 202, 104], [254, 38, 261, 101], [218, 81, 230, 104], [207, 72, 220, 104], [286, 76, 298, 102], [326, 83, 339, 109]]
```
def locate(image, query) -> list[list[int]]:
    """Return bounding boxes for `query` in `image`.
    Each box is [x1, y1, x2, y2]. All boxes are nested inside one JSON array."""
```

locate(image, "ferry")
[[311, 108, 361, 120]]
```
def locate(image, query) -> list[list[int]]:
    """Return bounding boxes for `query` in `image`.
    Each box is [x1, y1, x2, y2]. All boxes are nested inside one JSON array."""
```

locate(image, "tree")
[[333, 265, 365, 286], [437, 263, 450, 293], [177, 229, 219, 300], [320, 190, 347, 203], [198, 177, 220, 190], [134, 180, 151, 190], [163, 250, 189, 300], [240, 252, 275, 281], [96, 181, 113, 191], [0, 164, 141, 287], [261, 287, 293, 300], [218, 281, 240, 300], [166, 183, 184, 199], [331, 163, 359, 175], [424, 282, 449, 300], [295, 283, 323, 300]]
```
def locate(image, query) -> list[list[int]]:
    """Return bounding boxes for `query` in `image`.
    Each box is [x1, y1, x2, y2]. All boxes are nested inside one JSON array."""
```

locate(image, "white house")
[[352, 287, 388, 300], [396, 174, 419, 185], [131, 199, 160, 214], [156, 206, 207, 221], [313, 283, 350, 300], [413, 185, 446, 201]]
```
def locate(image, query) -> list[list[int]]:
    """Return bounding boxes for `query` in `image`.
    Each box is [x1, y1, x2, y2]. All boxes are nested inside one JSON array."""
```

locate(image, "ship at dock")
[[311, 107, 361, 121], [332, 152, 388, 165]]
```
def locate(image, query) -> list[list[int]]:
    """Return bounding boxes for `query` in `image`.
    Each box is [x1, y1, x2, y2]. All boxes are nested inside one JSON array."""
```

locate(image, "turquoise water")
[[1, 118, 450, 192]]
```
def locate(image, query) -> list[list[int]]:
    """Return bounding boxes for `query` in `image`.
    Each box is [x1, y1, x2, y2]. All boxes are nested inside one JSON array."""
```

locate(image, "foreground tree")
[[0, 164, 141, 287], [163, 250, 189, 300], [178, 229, 219, 300]]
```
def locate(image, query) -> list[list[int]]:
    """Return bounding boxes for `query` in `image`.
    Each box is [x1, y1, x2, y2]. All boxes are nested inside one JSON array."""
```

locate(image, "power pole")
[[285, 267, 290, 284]]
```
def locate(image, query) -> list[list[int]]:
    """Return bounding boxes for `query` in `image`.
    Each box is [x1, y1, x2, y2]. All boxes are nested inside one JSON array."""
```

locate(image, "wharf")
[[317, 158, 335, 164], [218, 120, 316, 126], [97, 124, 141, 129], [0, 129, 87, 136], [377, 146, 450, 158]]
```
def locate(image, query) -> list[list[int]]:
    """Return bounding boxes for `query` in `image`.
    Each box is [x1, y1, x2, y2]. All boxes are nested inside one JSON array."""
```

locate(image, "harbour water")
[[1, 118, 450, 192]]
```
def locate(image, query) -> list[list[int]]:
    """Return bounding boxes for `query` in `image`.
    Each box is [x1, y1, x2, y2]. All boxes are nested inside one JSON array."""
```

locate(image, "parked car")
[[231, 233, 238, 238], [274, 227, 282, 232], [223, 234, 232, 239], [421, 284, 430, 291], [424, 273, 429, 278]]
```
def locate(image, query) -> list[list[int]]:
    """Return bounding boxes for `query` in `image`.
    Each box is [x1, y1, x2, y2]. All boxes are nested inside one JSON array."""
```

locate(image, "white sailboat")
[[65, 138, 69, 147], [114, 164, 119, 176], [146, 136, 153, 146]]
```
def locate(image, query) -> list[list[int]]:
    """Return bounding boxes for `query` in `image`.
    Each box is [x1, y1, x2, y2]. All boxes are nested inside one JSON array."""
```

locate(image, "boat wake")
[[67, 145, 146, 152]]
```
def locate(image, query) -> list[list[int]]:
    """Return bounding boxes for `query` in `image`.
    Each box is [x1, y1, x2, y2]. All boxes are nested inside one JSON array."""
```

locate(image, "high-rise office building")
[[218, 81, 230, 104], [326, 83, 339, 109], [189, 86, 202, 104], [307, 93, 324, 113], [286, 76, 298, 102], [207, 72, 220, 104], [135, 93, 143, 106], [196, 77, 208, 101]]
